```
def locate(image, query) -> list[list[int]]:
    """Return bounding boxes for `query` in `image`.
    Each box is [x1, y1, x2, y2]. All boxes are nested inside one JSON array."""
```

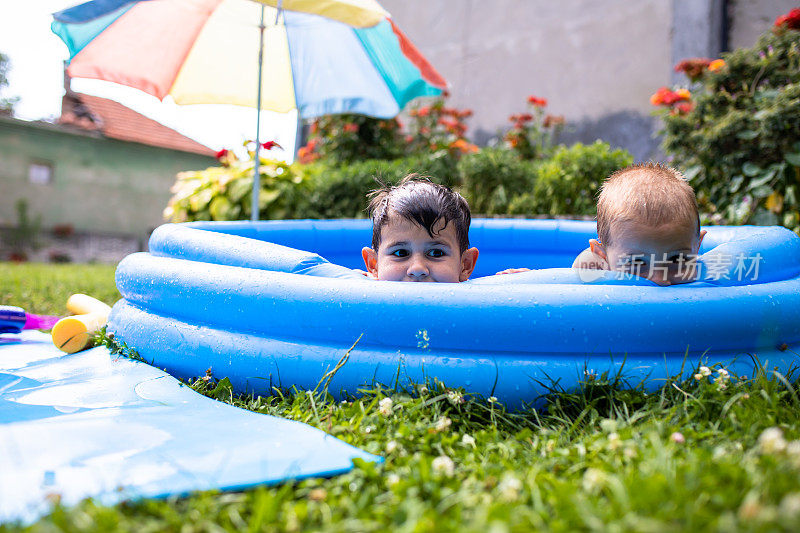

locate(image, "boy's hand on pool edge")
[[495, 268, 531, 275]]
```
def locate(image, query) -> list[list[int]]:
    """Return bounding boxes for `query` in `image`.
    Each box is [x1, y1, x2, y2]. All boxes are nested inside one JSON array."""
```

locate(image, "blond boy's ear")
[[459, 247, 480, 282], [589, 239, 607, 262], [361, 247, 379, 278], [695, 230, 707, 253]]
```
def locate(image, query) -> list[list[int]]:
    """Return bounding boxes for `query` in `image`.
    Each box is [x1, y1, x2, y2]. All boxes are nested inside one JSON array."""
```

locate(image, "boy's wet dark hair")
[[367, 175, 472, 253]]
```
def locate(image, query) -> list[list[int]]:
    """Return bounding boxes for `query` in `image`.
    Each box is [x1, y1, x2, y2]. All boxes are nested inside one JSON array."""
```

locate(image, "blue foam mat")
[[0, 331, 380, 524]]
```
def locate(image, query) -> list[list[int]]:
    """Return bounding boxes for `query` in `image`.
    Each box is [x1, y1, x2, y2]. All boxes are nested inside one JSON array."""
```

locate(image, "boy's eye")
[[427, 249, 446, 258], [390, 249, 409, 258]]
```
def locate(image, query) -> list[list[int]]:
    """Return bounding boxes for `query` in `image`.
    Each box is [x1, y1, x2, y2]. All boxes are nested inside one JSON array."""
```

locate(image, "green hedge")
[[166, 142, 632, 222], [509, 141, 634, 216]]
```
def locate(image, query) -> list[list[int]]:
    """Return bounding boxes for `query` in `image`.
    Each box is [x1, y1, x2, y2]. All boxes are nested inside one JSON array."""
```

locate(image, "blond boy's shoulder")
[[572, 247, 609, 270]]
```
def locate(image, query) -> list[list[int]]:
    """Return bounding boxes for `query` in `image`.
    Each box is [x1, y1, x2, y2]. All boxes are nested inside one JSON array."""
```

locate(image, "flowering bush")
[[655, 10, 800, 233], [298, 114, 406, 165], [296, 93, 477, 165], [406, 95, 478, 156], [504, 95, 564, 160], [164, 141, 307, 222]]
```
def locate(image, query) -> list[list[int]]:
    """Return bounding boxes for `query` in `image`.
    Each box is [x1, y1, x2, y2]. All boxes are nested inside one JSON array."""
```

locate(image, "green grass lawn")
[[2, 262, 800, 532]]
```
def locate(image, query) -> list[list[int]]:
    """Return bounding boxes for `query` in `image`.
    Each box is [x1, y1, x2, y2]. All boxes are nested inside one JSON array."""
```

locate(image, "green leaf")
[[259, 189, 281, 209], [742, 162, 762, 177], [208, 196, 233, 221], [751, 185, 774, 199], [747, 170, 777, 189], [210, 377, 234, 400], [683, 165, 703, 181], [736, 130, 759, 140], [785, 152, 800, 167], [751, 208, 779, 226], [729, 175, 744, 193]]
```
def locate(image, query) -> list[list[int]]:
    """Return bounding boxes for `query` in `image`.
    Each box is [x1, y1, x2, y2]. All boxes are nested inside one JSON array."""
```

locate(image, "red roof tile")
[[59, 92, 215, 157]]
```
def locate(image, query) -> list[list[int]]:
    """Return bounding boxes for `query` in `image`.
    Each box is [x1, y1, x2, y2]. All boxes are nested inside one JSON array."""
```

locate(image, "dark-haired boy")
[[361, 175, 479, 282]]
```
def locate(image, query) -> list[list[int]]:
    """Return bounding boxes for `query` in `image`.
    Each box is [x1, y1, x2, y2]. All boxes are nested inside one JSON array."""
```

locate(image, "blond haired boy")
[[572, 162, 706, 285]]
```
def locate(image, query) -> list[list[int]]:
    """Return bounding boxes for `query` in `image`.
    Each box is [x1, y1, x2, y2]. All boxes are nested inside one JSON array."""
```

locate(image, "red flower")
[[310, 121, 319, 134], [411, 106, 431, 117], [215, 148, 228, 160], [261, 141, 282, 150], [404, 135, 414, 143], [775, 8, 800, 30], [527, 96, 548, 107], [343, 123, 359, 133], [650, 87, 691, 106], [509, 113, 533, 124], [458, 109, 474, 119], [672, 102, 695, 115], [543, 114, 565, 128], [673, 58, 712, 81]]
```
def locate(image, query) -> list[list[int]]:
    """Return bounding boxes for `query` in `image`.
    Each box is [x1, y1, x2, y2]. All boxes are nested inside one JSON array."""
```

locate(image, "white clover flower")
[[599, 418, 617, 433], [607, 432, 622, 451], [780, 493, 800, 517], [488, 396, 498, 403], [699, 366, 712, 377], [385, 440, 399, 454], [786, 440, 800, 458], [417, 384, 429, 395], [670, 432, 686, 444], [717, 368, 730, 379], [434, 416, 452, 432], [717, 381, 727, 390], [447, 390, 464, 405], [694, 373, 704, 381], [582, 468, 606, 493], [432, 455, 455, 477], [623, 446, 638, 459], [461, 434, 476, 447], [378, 397, 393, 417], [758, 427, 787, 455], [386, 473, 401, 486], [497, 475, 523, 501]]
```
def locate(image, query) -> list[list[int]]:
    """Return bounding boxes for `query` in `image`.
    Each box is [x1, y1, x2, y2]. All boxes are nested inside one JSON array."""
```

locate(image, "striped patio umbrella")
[[52, 0, 447, 219]]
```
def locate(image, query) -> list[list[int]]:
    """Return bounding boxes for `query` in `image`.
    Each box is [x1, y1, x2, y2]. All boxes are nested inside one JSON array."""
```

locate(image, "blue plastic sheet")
[[0, 331, 379, 524]]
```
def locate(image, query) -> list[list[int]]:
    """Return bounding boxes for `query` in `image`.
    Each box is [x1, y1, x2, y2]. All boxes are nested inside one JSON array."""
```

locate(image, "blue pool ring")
[[108, 219, 800, 406]]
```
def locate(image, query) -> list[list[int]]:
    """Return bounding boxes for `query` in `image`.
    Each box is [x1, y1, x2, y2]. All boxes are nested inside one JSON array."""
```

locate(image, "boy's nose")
[[406, 257, 429, 279]]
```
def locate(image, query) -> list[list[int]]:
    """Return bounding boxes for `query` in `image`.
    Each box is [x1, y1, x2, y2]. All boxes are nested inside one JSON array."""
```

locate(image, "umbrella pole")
[[251, 4, 266, 222]]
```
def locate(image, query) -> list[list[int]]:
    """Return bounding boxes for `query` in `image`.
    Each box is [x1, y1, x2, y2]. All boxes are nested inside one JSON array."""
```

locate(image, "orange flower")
[[343, 123, 359, 133], [450, 139, 479, 153], [297, 146, 320, 164], [527, 95, 548, 107], [708, 59, 725, 72]]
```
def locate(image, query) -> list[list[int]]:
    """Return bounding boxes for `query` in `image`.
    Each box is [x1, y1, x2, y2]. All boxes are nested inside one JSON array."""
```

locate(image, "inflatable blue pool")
[[108, 219, 800, 406]]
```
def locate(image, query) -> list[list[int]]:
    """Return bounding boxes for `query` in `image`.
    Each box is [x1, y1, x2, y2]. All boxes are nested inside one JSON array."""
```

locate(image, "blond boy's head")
[[589, 162, 706, 285]]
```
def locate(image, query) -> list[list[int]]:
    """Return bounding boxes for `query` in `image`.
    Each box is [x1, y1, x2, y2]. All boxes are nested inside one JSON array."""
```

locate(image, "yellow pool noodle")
[[52, 294, 112, 354]]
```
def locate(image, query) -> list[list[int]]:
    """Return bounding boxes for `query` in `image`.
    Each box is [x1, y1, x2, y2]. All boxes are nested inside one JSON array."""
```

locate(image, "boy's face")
[[590, 218, 706, 286], [362, 215, 479, 282]]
